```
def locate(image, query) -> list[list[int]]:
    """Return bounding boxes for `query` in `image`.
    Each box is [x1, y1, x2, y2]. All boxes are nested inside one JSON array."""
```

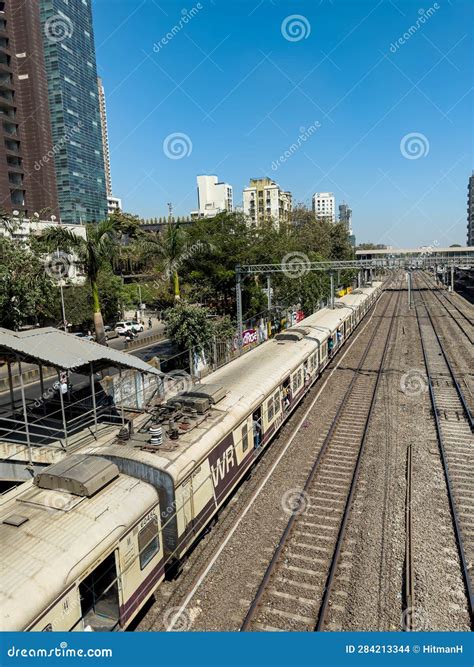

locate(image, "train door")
[[79, 551, 120, 631], [253, 406, 262, 449], [283, 377, 291, 411], [181, 477, 193, 538]]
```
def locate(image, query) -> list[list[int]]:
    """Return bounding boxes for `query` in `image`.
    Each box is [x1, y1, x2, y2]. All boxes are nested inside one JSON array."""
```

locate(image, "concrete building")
[[191, 175, 233, 219], [243, 177, 292, 227], [339, 202, 353, 234], [107, 195, 122, 215], [98, 77, 112, 197], [39, 0, 107, 224], [0, 0, 59, 218], [468, 172, 474, 246], [0, 216, 86, 284], [313, 192, 335, 223]]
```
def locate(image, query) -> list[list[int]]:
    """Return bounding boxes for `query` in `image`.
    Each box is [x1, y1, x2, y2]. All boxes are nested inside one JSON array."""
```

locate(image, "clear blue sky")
[[93, 0, 473, 247]]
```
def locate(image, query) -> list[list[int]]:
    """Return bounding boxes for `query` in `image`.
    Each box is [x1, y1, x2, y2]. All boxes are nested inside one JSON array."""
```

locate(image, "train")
[[0, 281, 383, 632]]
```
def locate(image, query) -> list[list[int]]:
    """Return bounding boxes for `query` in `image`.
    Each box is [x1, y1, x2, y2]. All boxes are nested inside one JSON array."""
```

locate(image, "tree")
[[164, 302, 214, 351], [0, 235, 57, 329], [41, 219, 120, 344], [140, 223, 186, 300]]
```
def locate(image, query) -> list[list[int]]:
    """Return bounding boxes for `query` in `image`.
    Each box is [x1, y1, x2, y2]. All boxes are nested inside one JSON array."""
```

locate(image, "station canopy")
[[0, 327, 162, 376]]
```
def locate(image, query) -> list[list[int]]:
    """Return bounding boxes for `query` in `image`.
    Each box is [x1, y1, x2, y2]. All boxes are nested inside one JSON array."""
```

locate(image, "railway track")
[[414, 285, 474, 625], [419, 272, 474, 345], [240, 287, 402, 632]]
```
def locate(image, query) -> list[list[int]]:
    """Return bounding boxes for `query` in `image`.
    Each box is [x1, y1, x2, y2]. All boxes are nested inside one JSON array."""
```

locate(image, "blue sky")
[[93, 0, 473, 247]]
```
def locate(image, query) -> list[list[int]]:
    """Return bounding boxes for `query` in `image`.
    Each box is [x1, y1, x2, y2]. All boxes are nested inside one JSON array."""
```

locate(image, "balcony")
[[2, 121, 16, 136], [4, 138, 20, 153]]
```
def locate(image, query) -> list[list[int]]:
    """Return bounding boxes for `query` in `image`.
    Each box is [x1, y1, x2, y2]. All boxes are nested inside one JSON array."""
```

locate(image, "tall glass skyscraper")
[[39, 0, 107, 224]]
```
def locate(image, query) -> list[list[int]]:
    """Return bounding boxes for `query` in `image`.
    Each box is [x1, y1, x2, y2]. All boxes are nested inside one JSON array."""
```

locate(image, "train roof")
[[0, 460, 158, 631], [86, 283, 382, 485]]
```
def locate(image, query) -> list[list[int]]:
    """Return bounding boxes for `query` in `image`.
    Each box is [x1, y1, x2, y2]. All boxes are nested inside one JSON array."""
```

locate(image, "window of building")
[[138, 517, 159, 569]]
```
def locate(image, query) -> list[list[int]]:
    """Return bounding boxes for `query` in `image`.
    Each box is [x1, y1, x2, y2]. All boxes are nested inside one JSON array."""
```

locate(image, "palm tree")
[[41, 219, 119, 345], [140, 223, 185, 301]]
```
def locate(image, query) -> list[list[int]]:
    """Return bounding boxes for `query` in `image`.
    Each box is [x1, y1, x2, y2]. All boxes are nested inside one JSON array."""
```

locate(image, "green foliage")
[[164, 302, 214, 351], [212, 315, 236, 341], [0, 235, 57, 329]]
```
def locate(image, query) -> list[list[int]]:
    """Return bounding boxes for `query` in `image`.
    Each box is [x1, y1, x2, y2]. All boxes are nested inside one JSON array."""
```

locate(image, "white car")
[[115, 320, 144, 335]]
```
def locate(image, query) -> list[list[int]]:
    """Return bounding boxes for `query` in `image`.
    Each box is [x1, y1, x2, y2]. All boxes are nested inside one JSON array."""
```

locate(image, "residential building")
[[339, 202, 353, 234], [0, 216, 86, 283], [313, 192, 335, 223], [243, 177, 292, 227], [107, 195, 122, 215], [191, 174, 233, 219], [39, 0, 107, 224], [97, 76, 112, 197], [0, 0, 59, 218], [468, 172, 474, 246]]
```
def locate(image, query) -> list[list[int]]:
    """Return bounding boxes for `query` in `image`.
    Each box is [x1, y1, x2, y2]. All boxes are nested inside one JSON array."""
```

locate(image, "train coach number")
[[139, 511, 157, 530]]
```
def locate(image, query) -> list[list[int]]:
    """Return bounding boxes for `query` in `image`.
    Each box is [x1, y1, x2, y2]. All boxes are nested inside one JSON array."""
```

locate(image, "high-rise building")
[[339, 202, 353, 234], [313, 192, 335, 223], [39, 0, 107, 224], [467, 172, 474, 246], [243, 177, 292, 227], [97, 76, 112, 197], [0, 0, 58, 218], [191, 174, 233, 219]]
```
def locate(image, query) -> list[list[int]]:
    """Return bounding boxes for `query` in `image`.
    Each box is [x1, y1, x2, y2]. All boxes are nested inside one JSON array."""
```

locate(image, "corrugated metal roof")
[[0, 327, 161, 376]]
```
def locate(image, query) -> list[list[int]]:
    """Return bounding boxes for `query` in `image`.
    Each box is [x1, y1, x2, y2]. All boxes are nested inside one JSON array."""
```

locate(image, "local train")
[[0, 282, 383, 632]]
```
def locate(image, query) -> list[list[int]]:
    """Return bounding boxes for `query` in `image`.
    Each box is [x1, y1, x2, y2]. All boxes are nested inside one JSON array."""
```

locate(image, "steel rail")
[[315, 288, 401, 631], [416, 281, 473, 430], [413, 284, 474, 624], [403, 444, 414, 631], [240, 284, 401, 631], [419, 272, 473, 344]]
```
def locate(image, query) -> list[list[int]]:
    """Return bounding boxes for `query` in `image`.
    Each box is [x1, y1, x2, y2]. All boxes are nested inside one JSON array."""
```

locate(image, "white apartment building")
[[313, 192, 336, 223], [243, 177, 292, 227], [107, 196, 122, 215], [0, 217, 87, 284], [191, 175, 233, 219]]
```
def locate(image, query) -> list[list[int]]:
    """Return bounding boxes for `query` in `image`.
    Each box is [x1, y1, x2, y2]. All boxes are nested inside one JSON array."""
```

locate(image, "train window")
[[274, 392, 280, 413], [138, 517, 160, 570], [268, 397, 274, 421], [242, 424, 248, 452]]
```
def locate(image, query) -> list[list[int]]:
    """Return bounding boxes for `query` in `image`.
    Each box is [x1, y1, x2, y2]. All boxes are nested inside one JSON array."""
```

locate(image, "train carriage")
[[0, 282, 383, 631]]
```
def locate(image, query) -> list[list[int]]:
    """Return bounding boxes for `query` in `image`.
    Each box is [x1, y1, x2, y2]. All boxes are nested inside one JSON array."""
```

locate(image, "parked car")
[[115, 320, 144, 335], [104, 325, 119, 341], [73, 332, 95, 341]]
